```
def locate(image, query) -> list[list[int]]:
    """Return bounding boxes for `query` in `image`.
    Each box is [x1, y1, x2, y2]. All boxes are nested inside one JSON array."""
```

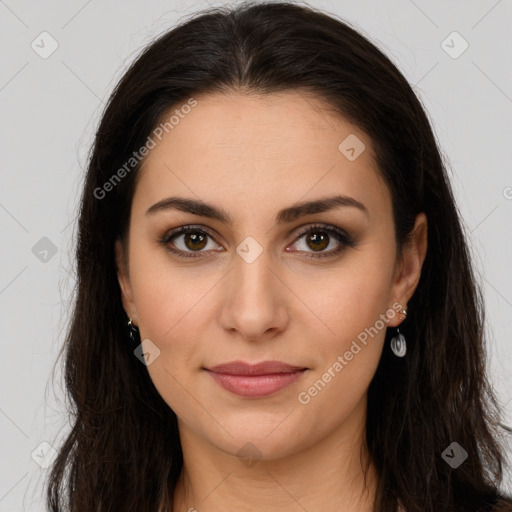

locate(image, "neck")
[[171, 397, 378, 511]]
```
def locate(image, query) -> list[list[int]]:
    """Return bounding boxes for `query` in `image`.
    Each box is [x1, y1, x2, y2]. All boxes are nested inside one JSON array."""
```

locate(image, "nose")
[[218, 246, 290, 343]]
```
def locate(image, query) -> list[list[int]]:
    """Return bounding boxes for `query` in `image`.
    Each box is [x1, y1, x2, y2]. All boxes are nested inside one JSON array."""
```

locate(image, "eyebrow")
[[146, 194, 369, 224]]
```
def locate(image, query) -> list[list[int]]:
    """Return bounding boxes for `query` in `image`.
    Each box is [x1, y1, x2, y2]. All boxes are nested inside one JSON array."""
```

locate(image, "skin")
[[115, 90, 428, 512]]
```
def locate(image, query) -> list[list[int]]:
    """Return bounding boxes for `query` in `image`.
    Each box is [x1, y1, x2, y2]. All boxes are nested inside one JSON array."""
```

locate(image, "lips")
[[204, 360, 308, 398], [207, 360, 307, 375]]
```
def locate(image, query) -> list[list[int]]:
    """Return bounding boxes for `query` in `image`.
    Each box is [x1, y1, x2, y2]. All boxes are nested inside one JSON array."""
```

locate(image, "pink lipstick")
[[204, 360, 308, 398]]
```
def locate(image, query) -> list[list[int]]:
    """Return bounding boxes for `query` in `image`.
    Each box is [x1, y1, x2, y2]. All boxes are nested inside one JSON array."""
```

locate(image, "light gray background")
[[1, 0, 511, 510]]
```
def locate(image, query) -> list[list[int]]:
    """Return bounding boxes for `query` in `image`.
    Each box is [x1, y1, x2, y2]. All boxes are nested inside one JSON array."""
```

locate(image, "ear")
[[387, 212, 428, 327], [114, 238, 138, 325]]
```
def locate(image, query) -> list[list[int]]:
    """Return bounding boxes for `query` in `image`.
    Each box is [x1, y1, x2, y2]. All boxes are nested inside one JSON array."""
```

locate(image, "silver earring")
[[127, 318, 140, 343], [390, 328, 407, 357], [390, 309, 407, 357]]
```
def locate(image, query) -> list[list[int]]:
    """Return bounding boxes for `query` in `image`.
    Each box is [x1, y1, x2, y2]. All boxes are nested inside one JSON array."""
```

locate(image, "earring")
[[127, 318, 140, 343], [390, 309, 407, 357]]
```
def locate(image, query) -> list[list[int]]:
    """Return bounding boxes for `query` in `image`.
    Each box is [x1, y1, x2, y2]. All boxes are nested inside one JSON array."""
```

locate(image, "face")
[[115, 91, 427, 461]]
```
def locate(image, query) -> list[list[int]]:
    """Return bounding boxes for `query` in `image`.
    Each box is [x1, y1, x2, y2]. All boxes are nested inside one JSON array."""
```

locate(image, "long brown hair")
[[46, 2, 512, 510]]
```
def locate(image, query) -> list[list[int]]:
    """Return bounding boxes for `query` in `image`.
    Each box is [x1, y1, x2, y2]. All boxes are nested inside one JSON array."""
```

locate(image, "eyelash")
[[159, 223, 356, 260]]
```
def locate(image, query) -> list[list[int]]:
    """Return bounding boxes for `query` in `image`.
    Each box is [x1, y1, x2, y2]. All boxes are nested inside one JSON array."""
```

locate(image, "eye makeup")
[[157, 223, 357, 260]]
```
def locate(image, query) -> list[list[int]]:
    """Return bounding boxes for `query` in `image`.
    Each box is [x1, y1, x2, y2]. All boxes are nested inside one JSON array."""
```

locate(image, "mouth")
[[203, 360, 309, 398]]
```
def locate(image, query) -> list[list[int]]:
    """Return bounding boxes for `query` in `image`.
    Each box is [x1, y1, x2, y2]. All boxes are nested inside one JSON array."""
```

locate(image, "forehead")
[[132, 90, 391, 225]]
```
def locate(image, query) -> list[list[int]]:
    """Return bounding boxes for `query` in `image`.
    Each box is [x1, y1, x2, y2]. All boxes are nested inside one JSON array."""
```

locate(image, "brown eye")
[[305, 231, 329, 251], [161, 226, 221, 258], [182, 232, 208, 251], [288, 224, 356, 259], [160, 224, 356, 260]]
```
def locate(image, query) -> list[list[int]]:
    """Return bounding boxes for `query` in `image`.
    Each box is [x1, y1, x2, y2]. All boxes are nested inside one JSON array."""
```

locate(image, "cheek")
[[296, 245, 394, 347], [129, 265, 210, 416], [294, 246, 395, 400], [295, 276, 391, 426], [127, 248, 222, 390], [129, 235, 216, 343]]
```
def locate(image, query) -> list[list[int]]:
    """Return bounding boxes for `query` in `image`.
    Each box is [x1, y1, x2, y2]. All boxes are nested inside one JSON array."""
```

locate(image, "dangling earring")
[[127, 317, 140, 343], [390, 309, 407, 357]]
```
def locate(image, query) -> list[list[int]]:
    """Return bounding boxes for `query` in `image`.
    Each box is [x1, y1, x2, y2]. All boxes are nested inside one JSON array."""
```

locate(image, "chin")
[[204, 418, 310, 462]]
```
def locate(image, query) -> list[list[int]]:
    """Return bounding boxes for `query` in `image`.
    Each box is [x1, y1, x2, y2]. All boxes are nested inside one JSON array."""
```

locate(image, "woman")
[[46, 2, 512, 511]]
